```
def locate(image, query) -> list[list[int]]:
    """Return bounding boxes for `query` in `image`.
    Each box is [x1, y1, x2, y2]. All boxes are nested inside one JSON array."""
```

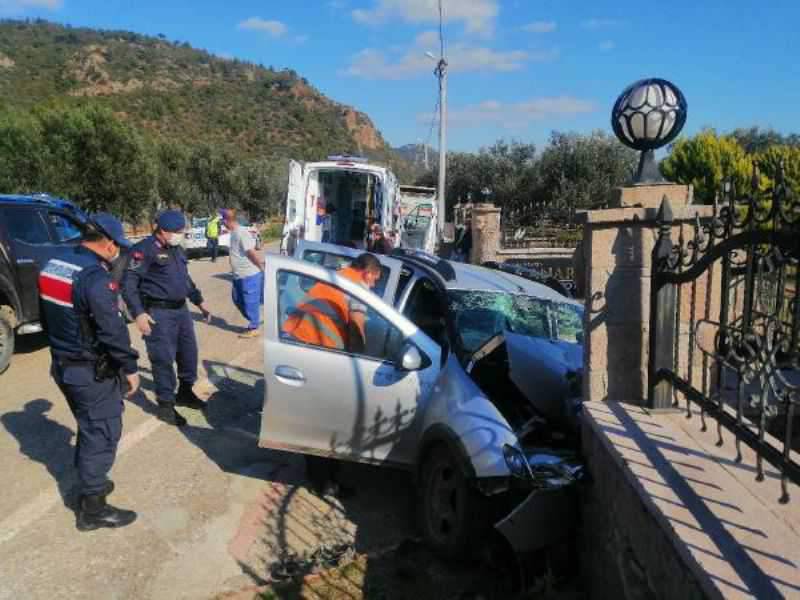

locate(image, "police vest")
[[38, 250, 106, 360]]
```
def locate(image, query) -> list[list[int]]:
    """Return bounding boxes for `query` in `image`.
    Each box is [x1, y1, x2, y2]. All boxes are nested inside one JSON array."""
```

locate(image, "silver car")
[[260, 241, 585, 561]]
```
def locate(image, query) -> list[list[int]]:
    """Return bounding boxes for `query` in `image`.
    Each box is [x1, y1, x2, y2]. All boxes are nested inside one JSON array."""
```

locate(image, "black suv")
[[0, 194, 88, 374]]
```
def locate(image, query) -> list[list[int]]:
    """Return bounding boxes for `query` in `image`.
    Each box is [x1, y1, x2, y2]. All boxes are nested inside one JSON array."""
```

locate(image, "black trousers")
[[306, 455, 341, 488], [52, 362, 123, 496], [208, 238, 219, 261]]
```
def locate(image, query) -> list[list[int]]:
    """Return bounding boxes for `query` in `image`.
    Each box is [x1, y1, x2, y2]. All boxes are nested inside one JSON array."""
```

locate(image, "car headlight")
[[503, 444, 531, 480]]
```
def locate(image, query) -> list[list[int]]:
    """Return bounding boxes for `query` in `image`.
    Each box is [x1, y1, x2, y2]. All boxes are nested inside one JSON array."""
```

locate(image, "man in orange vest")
[[282, 253, 381, 354], [282, 252, 382, 497]]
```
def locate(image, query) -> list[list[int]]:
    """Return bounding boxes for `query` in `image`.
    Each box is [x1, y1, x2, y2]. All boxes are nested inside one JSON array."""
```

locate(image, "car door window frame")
[[277, 268, 406, 365]]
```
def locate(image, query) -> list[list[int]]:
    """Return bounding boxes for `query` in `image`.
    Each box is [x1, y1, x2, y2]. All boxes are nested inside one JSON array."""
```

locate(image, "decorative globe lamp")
[[612, 78, 687, 184]]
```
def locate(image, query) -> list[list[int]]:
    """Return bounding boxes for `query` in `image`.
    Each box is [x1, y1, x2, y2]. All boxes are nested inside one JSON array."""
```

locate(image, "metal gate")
[[647, 166, 799, 503]]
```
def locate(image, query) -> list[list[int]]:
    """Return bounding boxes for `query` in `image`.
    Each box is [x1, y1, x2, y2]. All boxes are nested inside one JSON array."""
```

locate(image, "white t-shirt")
[[229, 228, 260, 279]]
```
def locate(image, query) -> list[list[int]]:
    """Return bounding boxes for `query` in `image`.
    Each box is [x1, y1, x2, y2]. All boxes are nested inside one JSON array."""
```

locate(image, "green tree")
[[34, 104, 156, 221], [0, 109, 45, 193], [661, 130, 755, 204], [755, 145, 800, 193]]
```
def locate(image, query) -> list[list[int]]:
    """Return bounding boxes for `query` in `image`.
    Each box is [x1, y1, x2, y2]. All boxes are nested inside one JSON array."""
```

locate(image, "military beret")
[[156, 210, 186, 232]]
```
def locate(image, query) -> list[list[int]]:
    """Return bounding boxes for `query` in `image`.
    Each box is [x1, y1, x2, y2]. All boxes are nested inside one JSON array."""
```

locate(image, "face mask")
[[166, 233, 182, 247]]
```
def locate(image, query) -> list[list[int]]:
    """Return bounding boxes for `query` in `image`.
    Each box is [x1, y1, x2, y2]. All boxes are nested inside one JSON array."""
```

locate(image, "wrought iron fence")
[[648, 164, 800, 503]]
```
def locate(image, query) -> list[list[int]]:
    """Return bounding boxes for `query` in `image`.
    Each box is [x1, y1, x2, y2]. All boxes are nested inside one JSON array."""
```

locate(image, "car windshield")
[[448, 290, 583, 354]]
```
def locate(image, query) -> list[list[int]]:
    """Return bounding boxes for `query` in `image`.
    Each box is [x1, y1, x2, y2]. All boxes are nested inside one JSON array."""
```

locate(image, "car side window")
[[300, 249, 392, 298], [48, 212, 83, 243], [3, 207, 52, 245], [402, 278, 447, 346], [277, 270, 403, 362]]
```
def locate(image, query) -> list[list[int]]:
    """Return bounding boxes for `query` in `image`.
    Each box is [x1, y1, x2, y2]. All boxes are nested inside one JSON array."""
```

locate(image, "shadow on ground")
[[184, 360, 577, 599]]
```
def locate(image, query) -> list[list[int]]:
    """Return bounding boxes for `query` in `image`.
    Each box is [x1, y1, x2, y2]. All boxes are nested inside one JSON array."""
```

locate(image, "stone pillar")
[[580, 194, 715, 406], [470, 203, 501, 265], [608, 183, 693, 209]]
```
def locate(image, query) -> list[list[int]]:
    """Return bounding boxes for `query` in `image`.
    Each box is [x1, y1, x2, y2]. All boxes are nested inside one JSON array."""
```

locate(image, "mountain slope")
[[0, 19, 414, 177]]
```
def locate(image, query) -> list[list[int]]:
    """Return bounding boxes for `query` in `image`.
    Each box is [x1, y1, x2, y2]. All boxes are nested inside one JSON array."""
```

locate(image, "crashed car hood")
[[504, 332, 583, 423]]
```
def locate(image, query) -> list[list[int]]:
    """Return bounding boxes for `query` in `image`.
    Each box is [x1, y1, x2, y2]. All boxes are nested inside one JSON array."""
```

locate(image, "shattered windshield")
[[448, 290, 583, 354]]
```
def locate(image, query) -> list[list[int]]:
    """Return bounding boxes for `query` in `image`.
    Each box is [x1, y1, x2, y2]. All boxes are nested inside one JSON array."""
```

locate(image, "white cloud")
[[581, 18, 622, 29], [344, 44, 544, 79], [418, 96, 596, 129], [522, 20, 556, 34], [352, 0, 498, 35], [238, 17, 288, 38], [599, 40, 615, 51], [0, 0, 62, 13], [344, 29, 553, 79]]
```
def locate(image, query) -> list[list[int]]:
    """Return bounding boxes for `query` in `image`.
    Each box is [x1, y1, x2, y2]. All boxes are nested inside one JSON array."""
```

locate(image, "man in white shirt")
[[223, 209, 265, 338]]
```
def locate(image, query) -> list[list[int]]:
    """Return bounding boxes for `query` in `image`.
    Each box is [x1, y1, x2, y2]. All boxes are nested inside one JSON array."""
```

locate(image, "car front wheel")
[[418, 444, 489, 560], [0, 306, 16, 375]]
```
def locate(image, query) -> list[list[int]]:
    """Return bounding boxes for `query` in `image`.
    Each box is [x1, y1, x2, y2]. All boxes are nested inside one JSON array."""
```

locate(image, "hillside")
[[0, 19, 415, 178]]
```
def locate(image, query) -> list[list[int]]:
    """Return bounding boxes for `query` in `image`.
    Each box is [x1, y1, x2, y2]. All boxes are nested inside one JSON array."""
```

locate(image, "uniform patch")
[[129, 250, 145, 270], [156, 253, 169, 264]]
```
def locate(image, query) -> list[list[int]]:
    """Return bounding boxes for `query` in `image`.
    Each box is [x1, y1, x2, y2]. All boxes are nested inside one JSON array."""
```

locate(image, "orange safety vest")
[[282, 267, 366, 350]]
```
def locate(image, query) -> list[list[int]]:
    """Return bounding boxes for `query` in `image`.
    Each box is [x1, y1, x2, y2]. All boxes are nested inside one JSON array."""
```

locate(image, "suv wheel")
[[418, 444, 489, 560], [0, 306, 16, 375]]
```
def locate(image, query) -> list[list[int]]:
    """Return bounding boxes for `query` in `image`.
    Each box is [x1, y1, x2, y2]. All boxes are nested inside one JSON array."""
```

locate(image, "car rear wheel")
[[418, 444, 488, 560], [0, 306, 16, 375]]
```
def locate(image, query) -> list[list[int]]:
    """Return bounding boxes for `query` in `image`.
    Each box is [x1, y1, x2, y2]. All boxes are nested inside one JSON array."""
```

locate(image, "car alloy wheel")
[[419, 444, 487, 559]]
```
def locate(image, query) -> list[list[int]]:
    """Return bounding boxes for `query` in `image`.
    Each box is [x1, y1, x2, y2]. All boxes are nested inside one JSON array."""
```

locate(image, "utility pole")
[[424, 142, 429, 171], [435, 57, 447, 237]]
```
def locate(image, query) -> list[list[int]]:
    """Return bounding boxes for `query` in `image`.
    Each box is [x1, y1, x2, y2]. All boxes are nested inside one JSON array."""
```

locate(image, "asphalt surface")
[[0, 243, 416, 600]]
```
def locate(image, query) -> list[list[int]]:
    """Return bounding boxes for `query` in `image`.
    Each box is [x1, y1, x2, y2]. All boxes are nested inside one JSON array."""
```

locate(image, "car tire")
[[0, 305, 16, 375], [418, 444, 489, 560]]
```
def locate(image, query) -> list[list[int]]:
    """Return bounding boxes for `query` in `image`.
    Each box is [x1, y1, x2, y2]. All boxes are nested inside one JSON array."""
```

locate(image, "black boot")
[[175, 382, 206, 410], [157, 402, 187, 426], [77, 494, 137, 532]]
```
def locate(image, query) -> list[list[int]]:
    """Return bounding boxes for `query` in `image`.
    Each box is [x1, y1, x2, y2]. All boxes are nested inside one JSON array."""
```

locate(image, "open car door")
[[260, 255, 442, 467], [293, 240, 403, 303], [280, 159, 305, 255]]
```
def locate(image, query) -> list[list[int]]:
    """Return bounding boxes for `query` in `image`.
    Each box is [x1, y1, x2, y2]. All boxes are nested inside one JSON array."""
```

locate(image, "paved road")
[[0, 243, 414, 599]]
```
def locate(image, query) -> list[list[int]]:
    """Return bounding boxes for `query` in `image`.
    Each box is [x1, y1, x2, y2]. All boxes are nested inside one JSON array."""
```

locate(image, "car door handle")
[[274, 365, 306, 386]]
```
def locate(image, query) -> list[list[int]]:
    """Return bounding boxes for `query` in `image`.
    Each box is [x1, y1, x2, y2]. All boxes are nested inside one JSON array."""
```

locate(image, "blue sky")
[[2, 0, 799, 152]]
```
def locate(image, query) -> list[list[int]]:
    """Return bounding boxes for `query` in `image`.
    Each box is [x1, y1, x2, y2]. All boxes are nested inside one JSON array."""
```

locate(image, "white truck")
[[280, 156, 438, 255], [396, 185, 437, 254]]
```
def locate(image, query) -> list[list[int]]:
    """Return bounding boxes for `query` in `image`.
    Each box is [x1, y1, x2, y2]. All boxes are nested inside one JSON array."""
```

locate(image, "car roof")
[[392, 250, 577, 305], [0, 194, 87, 219]]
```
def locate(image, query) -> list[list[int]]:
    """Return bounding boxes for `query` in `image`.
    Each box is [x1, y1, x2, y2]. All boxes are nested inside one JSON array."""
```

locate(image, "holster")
[[93, 354, 119, 382]]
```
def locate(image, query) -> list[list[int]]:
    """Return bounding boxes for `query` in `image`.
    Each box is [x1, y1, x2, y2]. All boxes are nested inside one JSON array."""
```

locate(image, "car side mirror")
[[396, 342, 428, 371]]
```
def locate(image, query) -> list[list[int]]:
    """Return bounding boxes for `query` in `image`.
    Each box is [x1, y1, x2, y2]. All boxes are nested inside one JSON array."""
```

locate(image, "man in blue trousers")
[[122, 210, 212, 426], [223, 209, 264, 338]]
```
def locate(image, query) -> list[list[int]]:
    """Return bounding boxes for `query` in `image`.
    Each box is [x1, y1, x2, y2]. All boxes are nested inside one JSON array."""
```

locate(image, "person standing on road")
[[122, 210, 211, 427], [38, 213, 139, 531], [205, 211, 222, 263], [223, 209, 265, 338]]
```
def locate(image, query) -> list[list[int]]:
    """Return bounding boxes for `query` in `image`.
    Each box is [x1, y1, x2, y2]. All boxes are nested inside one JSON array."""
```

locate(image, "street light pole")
[[435, 57, 447, 238]]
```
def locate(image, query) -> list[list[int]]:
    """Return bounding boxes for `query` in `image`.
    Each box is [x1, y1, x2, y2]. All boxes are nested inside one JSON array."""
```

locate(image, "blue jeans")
[[232, 272, 264, 330]]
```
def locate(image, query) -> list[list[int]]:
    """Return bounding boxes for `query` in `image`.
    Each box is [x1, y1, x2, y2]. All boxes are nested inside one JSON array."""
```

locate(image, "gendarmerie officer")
[[39, 213, 139, 531], [122, 210, 211, 426]]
